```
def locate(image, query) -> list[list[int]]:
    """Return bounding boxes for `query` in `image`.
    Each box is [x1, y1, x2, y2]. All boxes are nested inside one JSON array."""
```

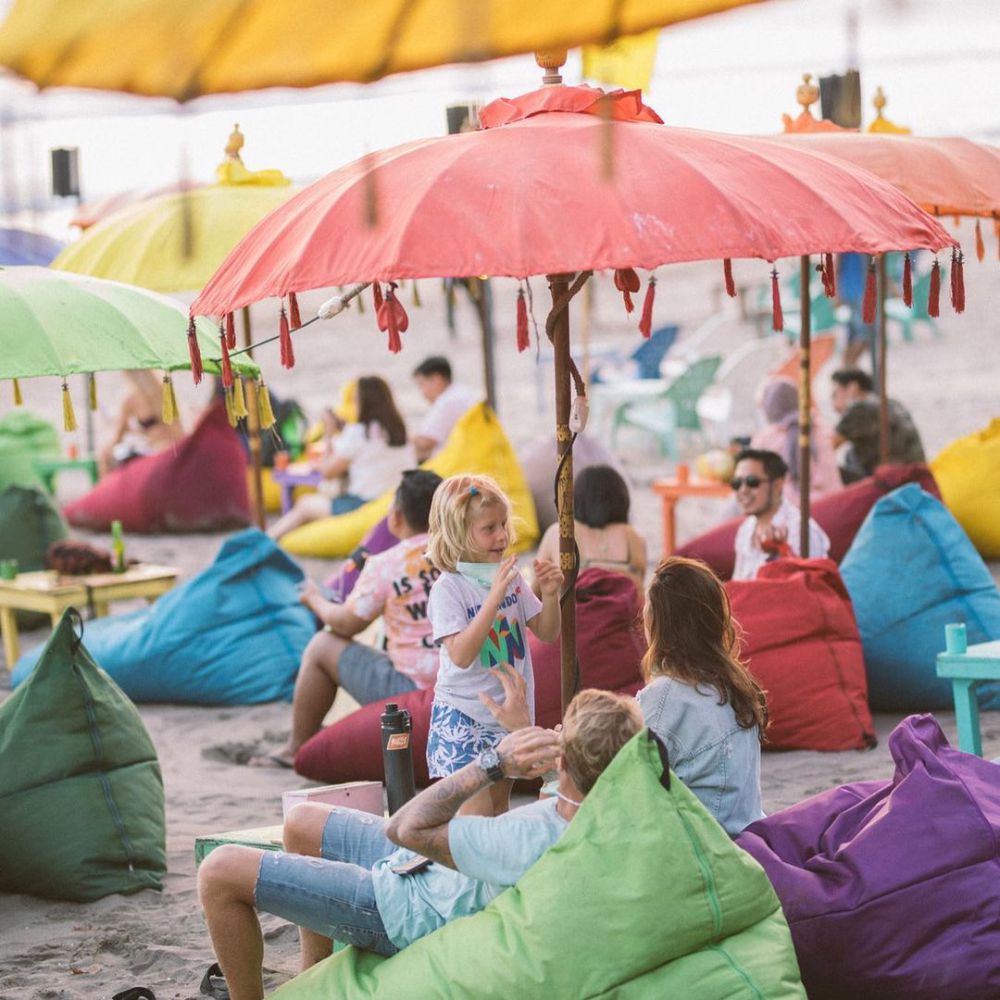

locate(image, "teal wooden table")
[[936, 636, 1000, 756]]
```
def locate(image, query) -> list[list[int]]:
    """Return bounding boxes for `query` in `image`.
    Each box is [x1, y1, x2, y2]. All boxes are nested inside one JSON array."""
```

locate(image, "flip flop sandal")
[[200, 962, 231, 1000], [113, 989, 156, 1000], [246, 753, 294, 769]]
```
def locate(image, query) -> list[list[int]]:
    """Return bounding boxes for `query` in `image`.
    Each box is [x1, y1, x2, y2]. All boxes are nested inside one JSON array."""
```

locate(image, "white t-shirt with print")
[[427, 569, 542, 728], [332, 422, 415, 501], [418, 384, 479, 453]]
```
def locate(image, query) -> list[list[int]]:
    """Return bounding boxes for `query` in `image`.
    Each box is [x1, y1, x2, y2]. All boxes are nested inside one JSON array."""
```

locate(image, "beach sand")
[[1, 237, 997, 999]]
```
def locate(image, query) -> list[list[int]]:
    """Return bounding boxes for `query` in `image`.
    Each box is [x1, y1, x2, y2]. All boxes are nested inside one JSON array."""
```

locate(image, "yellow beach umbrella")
[[0, 0, 766, 100]]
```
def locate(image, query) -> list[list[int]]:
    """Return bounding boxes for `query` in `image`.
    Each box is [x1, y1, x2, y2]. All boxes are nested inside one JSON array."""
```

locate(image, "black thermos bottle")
[[381, 702, 416, 815]]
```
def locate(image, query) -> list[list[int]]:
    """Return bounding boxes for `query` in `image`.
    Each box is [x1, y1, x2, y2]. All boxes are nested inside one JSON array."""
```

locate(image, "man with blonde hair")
[[198, 689, 642, 1000]]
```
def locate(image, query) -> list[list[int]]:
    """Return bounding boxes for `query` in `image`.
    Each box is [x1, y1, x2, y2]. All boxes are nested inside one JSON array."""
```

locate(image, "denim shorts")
[[426, 701, 504, 778], [331, 494, 366, 515], [254, 807, 399, 956], [338, 641, 418, 706]]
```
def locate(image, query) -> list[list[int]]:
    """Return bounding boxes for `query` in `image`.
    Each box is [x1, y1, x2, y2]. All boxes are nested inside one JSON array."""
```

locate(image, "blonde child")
[[426, 474, 563, 816]]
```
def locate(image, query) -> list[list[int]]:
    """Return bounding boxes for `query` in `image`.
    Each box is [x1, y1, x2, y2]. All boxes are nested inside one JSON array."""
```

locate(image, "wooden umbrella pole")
[[241, 306, 266, 531], [877, 254, 890, 465], [798, 255, 812, 557]]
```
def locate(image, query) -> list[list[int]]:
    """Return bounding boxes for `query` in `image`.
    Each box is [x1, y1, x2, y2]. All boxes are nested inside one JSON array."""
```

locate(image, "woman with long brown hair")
[[638, 556, 767, 836], [268, 376, 413, 540]]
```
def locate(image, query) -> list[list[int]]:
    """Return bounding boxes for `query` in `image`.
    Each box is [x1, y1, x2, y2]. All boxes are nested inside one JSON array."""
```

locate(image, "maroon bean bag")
[[726, 558, 876, 751], [294, 568, 645, 786], [677, 463, 939, 580], [64, 400, 251, 533]]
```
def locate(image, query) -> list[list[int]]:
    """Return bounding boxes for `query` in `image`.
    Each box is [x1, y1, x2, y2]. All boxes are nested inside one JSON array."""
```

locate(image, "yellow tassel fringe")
[[62, 381, 77, 432], [161, 375, 178, 425], [257, 380, 276, 429], [88, 373, 97, 411], [412, 280, 422, 307], [232, 377, 248, 419], [224, 387, 236, 427], [12, 378, 22, 405]]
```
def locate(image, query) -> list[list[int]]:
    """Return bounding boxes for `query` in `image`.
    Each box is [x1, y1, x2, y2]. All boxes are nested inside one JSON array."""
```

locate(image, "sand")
[[1, 236, 998, 999]]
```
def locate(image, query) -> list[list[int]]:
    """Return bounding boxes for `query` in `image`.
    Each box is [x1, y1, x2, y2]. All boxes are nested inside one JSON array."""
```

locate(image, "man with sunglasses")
[[730, 448, 829, 581]]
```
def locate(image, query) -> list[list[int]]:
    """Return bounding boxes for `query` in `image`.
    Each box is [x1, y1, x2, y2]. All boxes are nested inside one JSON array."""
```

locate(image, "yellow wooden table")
[[0, 564, 178, 665]]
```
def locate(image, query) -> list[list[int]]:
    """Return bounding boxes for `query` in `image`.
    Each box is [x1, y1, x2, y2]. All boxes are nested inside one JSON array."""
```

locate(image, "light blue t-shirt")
[[371, 797, 567, 948]]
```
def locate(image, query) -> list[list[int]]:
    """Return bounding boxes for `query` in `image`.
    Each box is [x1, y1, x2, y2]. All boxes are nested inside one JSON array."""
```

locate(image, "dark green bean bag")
[[0, 410, 60, 491], [270, 731, 805, 999], [0, 610, 166, 901]]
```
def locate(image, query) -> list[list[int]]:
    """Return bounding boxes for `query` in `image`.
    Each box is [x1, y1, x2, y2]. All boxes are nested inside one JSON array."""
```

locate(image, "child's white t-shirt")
[[427, 569, 543, 728]]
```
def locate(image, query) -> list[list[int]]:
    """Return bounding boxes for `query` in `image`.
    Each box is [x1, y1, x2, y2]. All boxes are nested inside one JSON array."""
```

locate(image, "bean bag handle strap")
[[646, 730, 672, 791], [113, 988, 157, 1000], [67, 605, 84, 654]]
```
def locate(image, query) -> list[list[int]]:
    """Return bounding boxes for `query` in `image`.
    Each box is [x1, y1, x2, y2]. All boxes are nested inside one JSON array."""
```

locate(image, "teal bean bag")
[[0, 610, 166, 901], [270, 731, 805, 999], [0, 410, 60, 491], [840, 484, 1000, 710], [11, 529, 316, 704]]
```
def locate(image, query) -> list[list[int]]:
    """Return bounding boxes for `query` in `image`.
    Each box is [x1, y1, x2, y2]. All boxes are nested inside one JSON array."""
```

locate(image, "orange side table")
[[652, 478, 732, 556]]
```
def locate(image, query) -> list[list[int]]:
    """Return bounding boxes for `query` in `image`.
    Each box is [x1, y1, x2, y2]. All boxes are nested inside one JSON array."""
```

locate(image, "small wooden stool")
[[936, 627, 1000, 757]]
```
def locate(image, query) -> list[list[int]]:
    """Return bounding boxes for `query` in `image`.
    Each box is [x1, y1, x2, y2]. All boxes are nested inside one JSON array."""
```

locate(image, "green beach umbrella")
[[0, 266, 262, 431]]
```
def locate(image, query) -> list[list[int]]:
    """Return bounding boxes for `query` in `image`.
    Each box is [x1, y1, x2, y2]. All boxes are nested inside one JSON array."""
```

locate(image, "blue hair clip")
[[468, 485, 479, 496]]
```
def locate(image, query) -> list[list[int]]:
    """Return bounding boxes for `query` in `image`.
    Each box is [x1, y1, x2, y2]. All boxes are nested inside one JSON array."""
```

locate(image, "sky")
[[0, 0, 996, 227]]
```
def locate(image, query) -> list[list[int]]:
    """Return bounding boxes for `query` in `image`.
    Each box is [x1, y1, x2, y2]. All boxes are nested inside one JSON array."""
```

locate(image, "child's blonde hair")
[[427, 474, 515, 572]]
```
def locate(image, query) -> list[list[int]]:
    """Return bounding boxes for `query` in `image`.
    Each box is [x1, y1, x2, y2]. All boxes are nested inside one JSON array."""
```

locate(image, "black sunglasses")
[[730, 475, 771, 491]]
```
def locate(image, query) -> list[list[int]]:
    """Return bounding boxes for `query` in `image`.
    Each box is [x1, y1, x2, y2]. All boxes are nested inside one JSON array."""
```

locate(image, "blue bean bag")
[[840, 484, 1000, 711], [11, 529, 315, 704]]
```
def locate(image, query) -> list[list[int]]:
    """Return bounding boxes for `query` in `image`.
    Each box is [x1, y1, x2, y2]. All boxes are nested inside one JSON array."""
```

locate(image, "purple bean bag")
[[321, 517, 397, 601], [738, 714, 1000, 1000]]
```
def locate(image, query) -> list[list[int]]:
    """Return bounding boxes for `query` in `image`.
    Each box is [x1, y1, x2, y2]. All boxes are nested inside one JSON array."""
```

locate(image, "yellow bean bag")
[[281, 404, 538, 558], [931, 418, 1000, 558]]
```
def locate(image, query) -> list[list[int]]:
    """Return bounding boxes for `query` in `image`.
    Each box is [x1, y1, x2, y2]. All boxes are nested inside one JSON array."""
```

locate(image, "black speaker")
[[819, 72, 862, 129], [51, 147, 80, 198], [445, 103, 480, 135]]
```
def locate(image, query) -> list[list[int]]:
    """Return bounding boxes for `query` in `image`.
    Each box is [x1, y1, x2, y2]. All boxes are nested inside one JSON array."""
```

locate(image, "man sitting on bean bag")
[[199, 689, 643, 1000], [252, 470, 443, 768]]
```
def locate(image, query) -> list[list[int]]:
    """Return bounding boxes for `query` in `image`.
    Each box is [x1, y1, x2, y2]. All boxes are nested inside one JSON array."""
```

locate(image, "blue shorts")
[[426, 701, 504, 778], [254, 807, 399, 956], [331, 494, 366, 515], [338, 640, 418, 705]]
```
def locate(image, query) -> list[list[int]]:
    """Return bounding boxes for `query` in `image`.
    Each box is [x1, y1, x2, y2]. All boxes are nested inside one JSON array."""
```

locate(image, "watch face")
[[480, 749, 499, 769]]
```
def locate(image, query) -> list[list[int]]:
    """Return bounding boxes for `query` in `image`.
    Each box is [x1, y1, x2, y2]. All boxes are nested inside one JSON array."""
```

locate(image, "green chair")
[[34, 456, 100, 495], [610, 355, 722, 458], [885, 269, 943, 343]]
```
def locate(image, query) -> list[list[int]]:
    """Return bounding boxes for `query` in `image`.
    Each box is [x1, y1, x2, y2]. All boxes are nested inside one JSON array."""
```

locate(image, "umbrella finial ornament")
[[187, 317, 203, 385], [535, 48, 567, 86], [225, 123, 244, 162], [928, 258, 941, 318], [797, 74, 819, 114], [770, 268, 784, 333], [516, 286, 529, 352], [639, 275, 656, 338], [867, 85, 911, 134], [950, 248, 965, 314]]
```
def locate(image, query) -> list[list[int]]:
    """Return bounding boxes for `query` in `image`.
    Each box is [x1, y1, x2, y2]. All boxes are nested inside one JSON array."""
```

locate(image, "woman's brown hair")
[[641, 556, 767, 739], [356, 375, 407, 447]]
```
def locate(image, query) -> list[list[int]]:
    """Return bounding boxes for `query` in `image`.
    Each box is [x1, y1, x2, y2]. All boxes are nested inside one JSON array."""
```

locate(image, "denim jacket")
[[637, 675, 764, 836]]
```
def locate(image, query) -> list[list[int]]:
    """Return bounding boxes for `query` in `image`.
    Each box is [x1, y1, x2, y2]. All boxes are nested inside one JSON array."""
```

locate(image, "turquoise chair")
[[610, 355, 722, 458]]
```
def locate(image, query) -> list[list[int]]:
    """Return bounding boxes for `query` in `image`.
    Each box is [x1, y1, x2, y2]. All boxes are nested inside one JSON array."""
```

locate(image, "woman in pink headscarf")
[[751, 378, 840, 503]]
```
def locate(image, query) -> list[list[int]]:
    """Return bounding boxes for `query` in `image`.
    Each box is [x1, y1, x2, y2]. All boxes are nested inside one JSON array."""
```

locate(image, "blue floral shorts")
[[426, 701, 504, 778]]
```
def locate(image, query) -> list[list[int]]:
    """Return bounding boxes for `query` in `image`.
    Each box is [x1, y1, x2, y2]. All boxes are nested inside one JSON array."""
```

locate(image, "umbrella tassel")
[[12, 378, 22, 406], [224, 387, 236, 427], [723, 258, 736, 298], [377, 283, 408, 354], [824, 253, 836, 299], [161, 375, 178, 425], [902, 253, 913, 307], [862, 258, 877, 325], [950, 249, 965, 314], [516, 287, 529, 352], [279, 307, 295, 369], [258, 380, 276, 430], [232, 376, 248, 419], [187, 317, 203, 385], [288, 293, 302, 330], [61, 381, 77, 433], [613, 268, 640, 315], [225, 312, 236, 350], [220, 330, 234, 388], [770, 268, 783, 333], [928, 259, 941, 318], [88, 373, 97, 411], [639, 276, 656, 338], [372, 281, 383, 312], [975, 219, 985, 262], [411, 280, 422, 307]]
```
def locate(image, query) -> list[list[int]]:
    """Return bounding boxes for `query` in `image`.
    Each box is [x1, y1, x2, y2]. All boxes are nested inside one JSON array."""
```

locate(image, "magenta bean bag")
[[321, 517, 398, 601]]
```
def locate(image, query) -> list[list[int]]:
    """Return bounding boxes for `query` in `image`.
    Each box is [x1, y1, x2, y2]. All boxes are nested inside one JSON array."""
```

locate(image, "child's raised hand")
[[487, 555, 519, 607], [479, 667, 531, 732], [298, 578, 322, 608], [533, 558, 564, 599]]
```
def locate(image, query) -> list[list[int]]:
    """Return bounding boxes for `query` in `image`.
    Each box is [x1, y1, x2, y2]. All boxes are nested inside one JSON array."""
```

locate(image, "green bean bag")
[[0, 410, 60, 491], [0, 610, 166, 902], [271, 731, 805, 999]]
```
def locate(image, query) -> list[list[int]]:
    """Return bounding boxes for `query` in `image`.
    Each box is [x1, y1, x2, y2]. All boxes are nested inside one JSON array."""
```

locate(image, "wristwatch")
[[477, 748, 505, 783]]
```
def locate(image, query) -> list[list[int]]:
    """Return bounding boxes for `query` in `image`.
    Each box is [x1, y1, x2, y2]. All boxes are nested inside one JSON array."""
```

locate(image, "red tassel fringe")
[[639, 276, 656, 338], [516, 288, 529, 352], [614, 268, 640, 314], [220, 331, 234, 388], [902, 253, 912, 307], [862, 259, 877, 325], [225, 312, 236, 350], [377, 283, 408, 354], [928, 260, 941, 318], [289, 292, 302, 330], [279, 307, 295, 368], [187, 317, 203, 385], [770, 269, 783, 333], [723, 259, 736, 298], [950, 250, 965, 314], [373, 282, 383, 313], [975, 220, 985, 263], [822, 253, 836, 298]]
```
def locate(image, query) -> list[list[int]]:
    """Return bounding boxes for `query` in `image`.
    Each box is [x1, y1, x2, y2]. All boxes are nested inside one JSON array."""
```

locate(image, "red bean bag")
[[294, 569, 645, 786], [677, 463, 939, 580], [726, 558, 876, 751], [64, 400, 251, 533]]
